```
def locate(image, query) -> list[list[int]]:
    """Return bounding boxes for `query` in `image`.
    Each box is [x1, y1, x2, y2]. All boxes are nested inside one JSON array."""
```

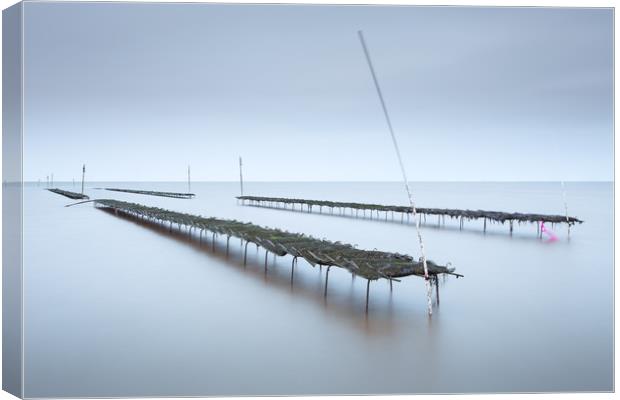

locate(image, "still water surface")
[[23, 182, 613, 396]]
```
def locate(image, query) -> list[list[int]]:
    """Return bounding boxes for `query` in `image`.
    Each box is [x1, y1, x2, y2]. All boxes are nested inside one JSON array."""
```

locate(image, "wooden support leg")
[[425, 278, 433, 315], [212, 232, 216, 251], [366, 280, 371, 313], [226, 236, 230, 257], [435, 276, 440, 305], [243, 241, 249, 266], [324, 266, 331, 297], [264, 250, 269, 272], [291, 257, 296, 285]]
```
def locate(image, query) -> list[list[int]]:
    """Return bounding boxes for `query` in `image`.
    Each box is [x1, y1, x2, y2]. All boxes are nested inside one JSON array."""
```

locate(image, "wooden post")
[[291, 257, 296, 285], [239, 157, 244, 196], [81, 164, 85, 194], [264, 250, 269, 271], [435, 276, 439, 305], [243, 241, 249, 266], [561, 181, 570, 238], [365, 279, 371, 313], [324, 266, 331, 297], [226, 236, 230, 257]]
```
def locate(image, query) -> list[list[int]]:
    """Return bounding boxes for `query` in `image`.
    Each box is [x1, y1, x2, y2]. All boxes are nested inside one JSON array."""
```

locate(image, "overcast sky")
[[23, 3, 613, 182]]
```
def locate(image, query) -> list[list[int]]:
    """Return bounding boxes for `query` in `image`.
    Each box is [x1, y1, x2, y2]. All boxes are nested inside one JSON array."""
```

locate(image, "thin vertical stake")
[[239, 157, 244, 196], [81, 164, 85, 195]]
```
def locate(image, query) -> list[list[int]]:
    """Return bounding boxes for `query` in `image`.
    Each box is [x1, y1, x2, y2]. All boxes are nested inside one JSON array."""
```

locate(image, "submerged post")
[[358, 30, 433, 315]]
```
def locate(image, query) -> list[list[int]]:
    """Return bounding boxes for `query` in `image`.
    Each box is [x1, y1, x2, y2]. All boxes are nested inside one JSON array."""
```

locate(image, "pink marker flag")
[[540, 221, 558, 241]]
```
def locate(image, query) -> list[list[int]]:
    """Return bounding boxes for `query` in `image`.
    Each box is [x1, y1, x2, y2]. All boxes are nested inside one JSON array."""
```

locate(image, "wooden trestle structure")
[[47, 188, 89, 200], [237, 195, 583, 236], [102, 188, 195, 199], [93, 199, 462, 311]]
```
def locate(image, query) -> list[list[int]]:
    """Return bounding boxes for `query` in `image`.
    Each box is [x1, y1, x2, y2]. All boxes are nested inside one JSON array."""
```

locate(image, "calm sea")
[[22, 181, 613, 396]]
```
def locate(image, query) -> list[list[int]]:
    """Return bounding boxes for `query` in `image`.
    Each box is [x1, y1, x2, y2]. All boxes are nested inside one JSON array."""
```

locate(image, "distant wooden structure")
[[237, 195, 583, 237], [102, 188, 195, 199], [47, 188, 89, 200]]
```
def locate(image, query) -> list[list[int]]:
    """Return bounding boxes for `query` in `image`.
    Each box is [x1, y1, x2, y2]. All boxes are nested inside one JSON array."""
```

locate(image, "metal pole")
[[358, 30, 433, 315]]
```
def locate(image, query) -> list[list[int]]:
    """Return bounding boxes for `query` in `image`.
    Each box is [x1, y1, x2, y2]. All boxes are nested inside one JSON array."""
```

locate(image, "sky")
[[22, 3, 613, 182]]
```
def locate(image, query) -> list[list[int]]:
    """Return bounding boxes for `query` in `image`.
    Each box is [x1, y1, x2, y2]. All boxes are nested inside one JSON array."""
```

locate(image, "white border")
[[0, 1, 615, 400]]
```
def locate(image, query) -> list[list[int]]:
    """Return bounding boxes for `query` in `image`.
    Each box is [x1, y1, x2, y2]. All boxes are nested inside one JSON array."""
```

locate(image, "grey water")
[[22, 181, 612, 397]]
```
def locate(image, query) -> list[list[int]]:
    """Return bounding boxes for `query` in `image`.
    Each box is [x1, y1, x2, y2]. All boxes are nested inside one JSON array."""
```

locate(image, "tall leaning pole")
[[357, 30, 433, 315]]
